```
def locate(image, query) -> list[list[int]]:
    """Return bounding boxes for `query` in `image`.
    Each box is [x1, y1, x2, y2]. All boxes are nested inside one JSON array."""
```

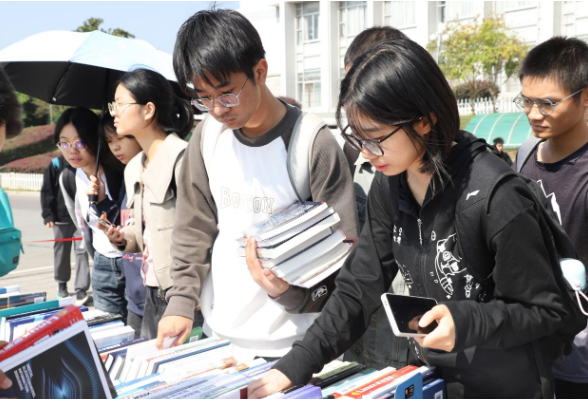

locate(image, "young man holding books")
[[157, 9, 358, 357], [514, 36, 588, 398]]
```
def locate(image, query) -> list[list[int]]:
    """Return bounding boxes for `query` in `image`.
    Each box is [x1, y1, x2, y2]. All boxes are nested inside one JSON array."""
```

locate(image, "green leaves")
[[429, 15, 527, 114], [75, 18, 135, 39]]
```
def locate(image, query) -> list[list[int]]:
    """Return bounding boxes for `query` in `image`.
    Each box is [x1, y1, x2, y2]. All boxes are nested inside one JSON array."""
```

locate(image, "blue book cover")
[[0, 326, 113, 398], [422, 378, 446, 399], [0, 285, 19, 295], [151, 340, 230, 374], [3, 306, 89, 341]]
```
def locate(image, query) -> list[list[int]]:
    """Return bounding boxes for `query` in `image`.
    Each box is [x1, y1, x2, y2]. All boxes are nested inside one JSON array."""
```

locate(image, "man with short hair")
[[514, 36, 588, 399], [493, 137, 513, 166], [158, 9, 358, 356]]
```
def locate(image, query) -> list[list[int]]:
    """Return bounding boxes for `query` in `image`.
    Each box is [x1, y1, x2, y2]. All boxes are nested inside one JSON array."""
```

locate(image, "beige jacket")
[[118, 133, 187, 291]]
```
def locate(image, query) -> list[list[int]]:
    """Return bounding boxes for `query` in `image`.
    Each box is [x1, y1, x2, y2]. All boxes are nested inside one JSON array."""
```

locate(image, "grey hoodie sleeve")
[[164, 122, 219, 320]]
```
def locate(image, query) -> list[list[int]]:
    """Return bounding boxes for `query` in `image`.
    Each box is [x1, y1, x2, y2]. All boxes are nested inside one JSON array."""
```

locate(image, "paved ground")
[[1, 191, 93, 303]]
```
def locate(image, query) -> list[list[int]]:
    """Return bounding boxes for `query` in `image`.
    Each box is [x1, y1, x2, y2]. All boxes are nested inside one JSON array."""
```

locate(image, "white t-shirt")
[[76, 169, 122, 259]]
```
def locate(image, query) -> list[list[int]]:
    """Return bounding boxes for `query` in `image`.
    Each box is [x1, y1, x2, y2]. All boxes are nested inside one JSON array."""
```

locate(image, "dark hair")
[[519, 37, 588, 99], [493, 137, 504, 145], [0, 69, 22, 139], [118, 68, 194, 139], [98, 112, 119, 147], [54, 107, 123, 199], [338, 39, 460, 185], [173, 9, 265, 91], [344, 26, 408, 68]]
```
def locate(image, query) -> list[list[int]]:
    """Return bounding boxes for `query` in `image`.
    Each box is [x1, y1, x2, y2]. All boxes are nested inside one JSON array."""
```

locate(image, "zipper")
[[417, 218, 423, 245]]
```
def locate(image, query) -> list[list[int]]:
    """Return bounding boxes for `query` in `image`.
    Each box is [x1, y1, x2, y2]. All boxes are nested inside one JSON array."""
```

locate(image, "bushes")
[[454, 80, 500, 100], [0, 124, 56, 167], [1, 151, 60, 173]]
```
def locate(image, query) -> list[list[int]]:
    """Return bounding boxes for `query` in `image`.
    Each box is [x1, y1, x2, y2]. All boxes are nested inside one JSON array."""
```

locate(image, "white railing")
[[0, 172, 44, 191], [457, 97, 519, 116]]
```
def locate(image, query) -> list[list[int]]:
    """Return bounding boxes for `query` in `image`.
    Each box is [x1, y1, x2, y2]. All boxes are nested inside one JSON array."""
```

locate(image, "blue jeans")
[[92, 252, 127, 322]]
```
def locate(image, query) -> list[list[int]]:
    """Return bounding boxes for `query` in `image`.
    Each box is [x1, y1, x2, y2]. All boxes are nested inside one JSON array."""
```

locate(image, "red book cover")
[[0, 305, 83, 362], [344, 365, 419, 399]]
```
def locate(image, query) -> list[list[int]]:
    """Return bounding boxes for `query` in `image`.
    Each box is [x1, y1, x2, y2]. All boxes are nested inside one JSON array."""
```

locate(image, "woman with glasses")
[[54, 107, 126, 319], [248, 39, 571, 399], [98, 68, 196, 340]]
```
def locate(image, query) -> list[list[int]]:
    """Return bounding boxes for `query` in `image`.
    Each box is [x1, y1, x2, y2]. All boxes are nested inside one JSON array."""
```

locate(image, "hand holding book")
[[245, 237, 290, 298]]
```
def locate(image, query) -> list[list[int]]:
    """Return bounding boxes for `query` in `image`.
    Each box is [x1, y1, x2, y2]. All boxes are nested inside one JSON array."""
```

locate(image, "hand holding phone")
[[381, 293, 438, 337], [97, 214, 132, 243]]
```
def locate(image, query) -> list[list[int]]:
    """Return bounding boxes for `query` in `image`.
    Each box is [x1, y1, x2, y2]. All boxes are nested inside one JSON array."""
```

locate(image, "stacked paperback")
[[237, 201, 355, 288]]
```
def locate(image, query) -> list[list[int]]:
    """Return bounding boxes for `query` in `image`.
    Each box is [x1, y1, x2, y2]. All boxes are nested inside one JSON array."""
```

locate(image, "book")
[[238, 206, 337, 249], [240, 201, 328, 241], [1, 306, 89, 342], [321, 368, 378, 397], [92, 325, 135, 349], [0, 285, 19, 295], [271, 230, 346, 278], [84, 311, 124, 327], [290, 239, 354, 286], [0, 320, 114, 399], [327, 367, 396, 398], [0, 304, 83, 362], [0, 292, 46, 310], [422, 378, 446, 399], [371, 365, 436, 399], [310, 362, 367, 389], [0, 297, 74, 320], [345, 365, 419, 399], [98, 336, 148, 355]]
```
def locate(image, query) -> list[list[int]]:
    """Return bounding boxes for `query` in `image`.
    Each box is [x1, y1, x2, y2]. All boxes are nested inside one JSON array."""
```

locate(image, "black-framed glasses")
[[341, 125, 404, 157], [513, 87, 585, 116], [191, 78, 249, 111], [108, 102, 140, 117], [56, 139, 87, 151]]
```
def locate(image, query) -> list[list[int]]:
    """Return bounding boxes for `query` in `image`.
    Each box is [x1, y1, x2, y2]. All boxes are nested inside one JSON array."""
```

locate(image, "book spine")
[[0, 305, 83, 362], [0, 298, 72, 319], [0, 292, 46, 310], [345, 366, 418, 399]]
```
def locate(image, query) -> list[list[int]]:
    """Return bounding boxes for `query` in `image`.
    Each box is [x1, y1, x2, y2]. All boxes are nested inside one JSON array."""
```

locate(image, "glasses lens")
[[537, 100, 555, 115], [74, 140, 86, 151], [364, 141, 383, 157], [514, 96, 525, 111], [217, 94, 240, 107], [107, 102, 116, 116], [192, 99, 211, 111], [57, 142, 70, 150]]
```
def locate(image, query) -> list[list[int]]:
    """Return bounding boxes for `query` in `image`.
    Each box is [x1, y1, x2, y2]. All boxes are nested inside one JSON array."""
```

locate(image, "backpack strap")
[[51, 157, 60, 171], [287, 112, 326, 201], [200, 115, 226, 176], [515, 136, 542, 173], [0, 188, 15, 229]]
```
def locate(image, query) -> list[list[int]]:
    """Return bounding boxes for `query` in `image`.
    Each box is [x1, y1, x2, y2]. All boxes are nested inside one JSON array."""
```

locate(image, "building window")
[[437, 1, 446, 24], [339, 1, 367, 76], [563, 1, 588, 42], [296, 2, 320, 43], [384, 1, 416, 28], [297, 70, 321, 108]]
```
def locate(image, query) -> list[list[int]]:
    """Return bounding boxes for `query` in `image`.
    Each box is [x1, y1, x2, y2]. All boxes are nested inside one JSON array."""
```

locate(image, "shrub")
[[0, 124, 56, 166], [0, 151, 60, 173], [454, 80, 500, 100]]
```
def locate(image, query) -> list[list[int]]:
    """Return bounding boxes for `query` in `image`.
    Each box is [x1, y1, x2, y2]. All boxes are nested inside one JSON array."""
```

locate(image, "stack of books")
[[0, 284, 447, 399], [0, 285, 46, 311], [237, 201, 356, 288]]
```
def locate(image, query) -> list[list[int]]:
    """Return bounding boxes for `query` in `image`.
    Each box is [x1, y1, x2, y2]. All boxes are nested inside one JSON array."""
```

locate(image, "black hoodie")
[[274, 132, 567, 398]]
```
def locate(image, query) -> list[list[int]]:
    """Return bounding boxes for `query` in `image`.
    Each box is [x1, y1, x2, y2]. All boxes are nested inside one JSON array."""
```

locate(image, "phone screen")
[[383, 294, 438, 335]]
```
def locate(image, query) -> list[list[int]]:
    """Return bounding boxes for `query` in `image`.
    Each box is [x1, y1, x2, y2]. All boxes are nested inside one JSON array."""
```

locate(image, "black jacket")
[[275, 132, 567, 398], [40, 155, 73, 225]]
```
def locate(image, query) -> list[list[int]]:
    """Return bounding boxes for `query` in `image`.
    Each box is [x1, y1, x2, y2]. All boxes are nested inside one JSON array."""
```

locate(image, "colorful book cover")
[[0, 292, 46, 310]]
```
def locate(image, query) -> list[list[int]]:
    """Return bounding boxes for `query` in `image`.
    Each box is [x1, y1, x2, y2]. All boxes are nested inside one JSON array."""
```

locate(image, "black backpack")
[[455, 149, 588, 362]]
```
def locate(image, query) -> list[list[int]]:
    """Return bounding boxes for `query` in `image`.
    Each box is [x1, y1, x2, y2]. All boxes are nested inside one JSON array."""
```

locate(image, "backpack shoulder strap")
[[515, 136, 542, 173], [200, 115, 226, 174], [287, 112, 327, 201], [51, 157, 60, 171], [0, 188, 15, 228]]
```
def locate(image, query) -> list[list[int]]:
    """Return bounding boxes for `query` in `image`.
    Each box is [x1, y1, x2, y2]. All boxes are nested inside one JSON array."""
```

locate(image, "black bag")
[[455, 150, 588, 361]]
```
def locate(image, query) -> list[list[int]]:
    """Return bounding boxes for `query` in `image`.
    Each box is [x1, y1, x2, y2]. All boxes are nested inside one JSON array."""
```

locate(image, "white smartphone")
[[97, 219, 132, 243], [381, 293, 438, 338]]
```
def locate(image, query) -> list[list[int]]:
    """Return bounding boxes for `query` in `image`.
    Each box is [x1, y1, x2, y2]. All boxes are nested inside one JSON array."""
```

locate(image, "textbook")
[[241, 201, 329, 241], [0, 291, 46, 310], [0, 319, 114, 399], [0, 285, 19, 295], [92, 325, 135, 349], [0, 297, 73, 320]]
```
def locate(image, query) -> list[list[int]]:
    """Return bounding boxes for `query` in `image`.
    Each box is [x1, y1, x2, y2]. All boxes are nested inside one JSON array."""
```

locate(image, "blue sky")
[[0, 1, 240, 54]]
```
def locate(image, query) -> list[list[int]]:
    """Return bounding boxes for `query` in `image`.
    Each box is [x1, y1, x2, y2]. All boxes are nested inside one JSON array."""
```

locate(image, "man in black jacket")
[[493, 137, 513, 166], [40, 155, 89, 304]]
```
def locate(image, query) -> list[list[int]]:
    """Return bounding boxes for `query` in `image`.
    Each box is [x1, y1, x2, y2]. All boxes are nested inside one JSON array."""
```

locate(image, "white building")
[[238, 1, 588, 123]]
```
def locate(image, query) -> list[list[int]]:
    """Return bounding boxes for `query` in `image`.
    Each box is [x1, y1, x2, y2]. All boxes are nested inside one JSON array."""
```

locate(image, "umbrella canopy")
[[0, 30, 179, 109]]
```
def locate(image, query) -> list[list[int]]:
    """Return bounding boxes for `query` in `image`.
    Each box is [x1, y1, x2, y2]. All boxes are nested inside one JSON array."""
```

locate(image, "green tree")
[[429, 15, 527, 114], [75, 17, 135, 38]]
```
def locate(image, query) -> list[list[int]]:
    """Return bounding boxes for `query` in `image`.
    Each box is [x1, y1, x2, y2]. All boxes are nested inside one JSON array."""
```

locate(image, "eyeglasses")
[[108, 102, 140, 117], [191, 78, 248, 112], [341, 125, 404, 157], [56, 139, 87, 151], [513, 87, 585, 116]]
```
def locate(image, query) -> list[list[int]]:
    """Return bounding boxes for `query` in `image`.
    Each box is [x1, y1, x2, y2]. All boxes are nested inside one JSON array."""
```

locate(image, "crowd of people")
[[2, 7, 588, 399]]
